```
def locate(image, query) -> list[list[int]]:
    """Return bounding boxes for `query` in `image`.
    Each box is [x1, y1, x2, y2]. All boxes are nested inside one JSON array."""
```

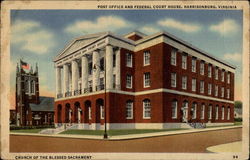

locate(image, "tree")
[[234, 101, 242, 109]]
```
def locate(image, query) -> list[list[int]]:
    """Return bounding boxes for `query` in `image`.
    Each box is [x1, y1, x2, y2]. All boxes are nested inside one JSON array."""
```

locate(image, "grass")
[[10, 128, 44, 133], [59, 128, 188, 136]]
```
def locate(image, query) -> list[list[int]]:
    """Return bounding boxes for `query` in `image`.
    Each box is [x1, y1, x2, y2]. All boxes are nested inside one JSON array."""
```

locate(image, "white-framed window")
[[144, 72, 150, 88], [200, 61, 205, 75], [126, 74, 132, 88], [171, 48, 177, 66], [215, 105, 219, 120], [126, 100, 133, 119], [30, 80, 35, 94], [227, 72, 231, 84], [208, 83, 212, 95], [221, 70, 225, 82], [172, 100, 178, 119], [144, 51, 150, 66], [171, 73, 177, 88], [208, 65, 212, 78], [221, 106, 225, 120], [25, 79, 29, 93], [126, 53, 132, 67], [192, 78, 196, 91], [143, 99, 151, 119], [192, 102, 197, 119], [191, 58, 196, 72], [227, 88, 230, 99], [227, 107, 231, 120], [100, 105, 104, 119], [215, 68, 219, 80], [201, 104, 205, 119], [215, 85, 218, 96], [221, 87, 224, 98], [88, 107, 91, 120], [200, 81, 204, 93], [208, 105, 212, 120], [182, 76, 187, 90], [182, 54, 187, 69]]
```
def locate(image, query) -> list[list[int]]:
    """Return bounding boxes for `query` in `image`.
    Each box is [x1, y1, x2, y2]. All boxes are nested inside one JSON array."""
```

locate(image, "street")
[[10, 128, 241, 153]]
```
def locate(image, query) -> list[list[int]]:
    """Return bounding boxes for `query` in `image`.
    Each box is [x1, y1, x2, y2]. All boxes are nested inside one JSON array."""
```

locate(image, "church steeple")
[[16, 63, 19, 73], [35, 63, 38, 75]]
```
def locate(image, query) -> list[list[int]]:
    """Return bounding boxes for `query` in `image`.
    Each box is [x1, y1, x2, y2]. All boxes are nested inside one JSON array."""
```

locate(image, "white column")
[[81, 55, 88, 92], [92, 50, 100, 91], [69, 67, 72, 92], [106, 45, 113, 89], [56, 67, 62, 95], [78, 108, 81, 123], [115, 48, 121, 89], [63, 64, 69, 94], [72, 60, 79, 94]]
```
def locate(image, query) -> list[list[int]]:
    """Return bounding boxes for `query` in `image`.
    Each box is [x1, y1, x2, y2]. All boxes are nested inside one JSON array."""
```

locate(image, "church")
[[15, 60, 54, 126], [54, 31, 235, 130]]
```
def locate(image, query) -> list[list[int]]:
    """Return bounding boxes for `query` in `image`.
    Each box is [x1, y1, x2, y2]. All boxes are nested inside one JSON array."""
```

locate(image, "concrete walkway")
[[10, 125, 242, 140], [206, 141, 242, 153]]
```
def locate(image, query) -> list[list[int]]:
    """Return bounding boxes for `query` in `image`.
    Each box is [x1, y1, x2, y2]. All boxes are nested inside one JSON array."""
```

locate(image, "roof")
[[30, 96, 54, 112], [123, 30, 147, 39]]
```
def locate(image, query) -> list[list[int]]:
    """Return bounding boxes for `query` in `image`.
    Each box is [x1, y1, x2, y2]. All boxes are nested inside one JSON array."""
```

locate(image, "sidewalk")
[[10, 125, 242, 140], [206, 141, 242, 153]]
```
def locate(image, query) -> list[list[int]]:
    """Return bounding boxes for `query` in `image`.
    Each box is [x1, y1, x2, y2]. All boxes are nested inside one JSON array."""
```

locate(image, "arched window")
[[227, 107, 231, 120], [126, 100, 133, 119], [215, 105, 219, 120], [222, 106, 225, 120], [208, 104, 212, 120], [88, 106, 91, 120], [25, 79, 29, 93], [200, 103, 205, 119], [192, 102, 197, 119], [143, 99, 151, 119], [172, 100, 178, 119]]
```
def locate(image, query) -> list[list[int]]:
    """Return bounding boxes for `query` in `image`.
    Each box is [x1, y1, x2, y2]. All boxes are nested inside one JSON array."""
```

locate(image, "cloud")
[[141, 26, 159, 34], [209, 19, 239, 35], [11, 19, 55, 54], [157, 18, 201, 33], [65, 15, 133, 34], [223, 52, 242, 62]]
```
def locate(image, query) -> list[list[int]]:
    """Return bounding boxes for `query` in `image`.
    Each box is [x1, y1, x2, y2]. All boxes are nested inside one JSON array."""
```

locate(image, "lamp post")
[[93, 54, 108, 139]]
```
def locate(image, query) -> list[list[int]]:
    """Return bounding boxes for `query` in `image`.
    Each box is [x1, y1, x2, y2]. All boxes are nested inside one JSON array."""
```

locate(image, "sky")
[[10, 10, 243, 109]]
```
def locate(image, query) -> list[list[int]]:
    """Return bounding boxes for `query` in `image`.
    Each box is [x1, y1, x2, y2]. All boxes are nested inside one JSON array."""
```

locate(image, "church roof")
[[30, 96, 54, 112]]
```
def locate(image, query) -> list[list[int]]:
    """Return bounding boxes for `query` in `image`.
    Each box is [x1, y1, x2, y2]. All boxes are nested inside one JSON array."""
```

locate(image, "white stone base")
[[54, 122, 234, 130]]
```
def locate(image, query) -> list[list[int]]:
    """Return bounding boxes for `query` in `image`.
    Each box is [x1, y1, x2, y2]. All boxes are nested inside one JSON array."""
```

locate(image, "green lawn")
[[60, 128, 187, 136], [10, 129, 44, 133]]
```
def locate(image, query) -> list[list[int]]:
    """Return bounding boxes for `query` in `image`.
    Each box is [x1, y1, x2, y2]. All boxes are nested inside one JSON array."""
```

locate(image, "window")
[[201, 104, 205, 119], [126, 53, 132, 67], [221, 87, 224, 98], [113, 54, 116, 67], [192, 103, 197, 119], [208, 105, 212, 120], [25, 80, 29, 93], [171, 48, 177, 66], [144, 51, 150, 66], [191, 58, 196, 72], [143, 99, 151, 119], [126, 74, 132, 88], [200, 81, 204, 93], [227, 107, 231, 120], [144, 72, 150, 87], [215, 105, 219, 120], [208, 83, 212, 95], [30, 80, 35, 94], [221, 70, 225, 82], [182, 54, 187, 69], [208, 65, 212, 78], [227, 88, 230, 99], [222, 106, 225, 120], [182, 76, 187, 90], [172, 100, 178, 119], [215, 68, 219, 80], [227, 72, 231, 84], [192, 78, 196, 91], [100, 105, 104, 119], [100, 78, 104, 87], [215, 85, 218, 96], [171, 73, 177, 88], [88, 80, 92, 88], [88, 107, 91, 120], [200, 61, 205, 75], [88, 62, 93, 75], [126, 101, 133, 119], [100, 58, 104, 71]]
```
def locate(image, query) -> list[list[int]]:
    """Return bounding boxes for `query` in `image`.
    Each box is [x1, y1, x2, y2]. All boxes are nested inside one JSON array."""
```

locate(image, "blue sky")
[[10, 10, 243, 106]]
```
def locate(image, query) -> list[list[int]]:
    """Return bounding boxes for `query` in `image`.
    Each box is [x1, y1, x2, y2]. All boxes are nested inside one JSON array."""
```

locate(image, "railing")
[[65, 91, 72, 97], [84, 87, 92, 93], [96, 84, 105, 91], [57, 93, 63, 98], [74, 89, 81, 96]]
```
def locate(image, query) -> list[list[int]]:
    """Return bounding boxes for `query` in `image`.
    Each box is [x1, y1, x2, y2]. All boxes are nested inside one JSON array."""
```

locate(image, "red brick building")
[[54, 31, 235, 130]]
